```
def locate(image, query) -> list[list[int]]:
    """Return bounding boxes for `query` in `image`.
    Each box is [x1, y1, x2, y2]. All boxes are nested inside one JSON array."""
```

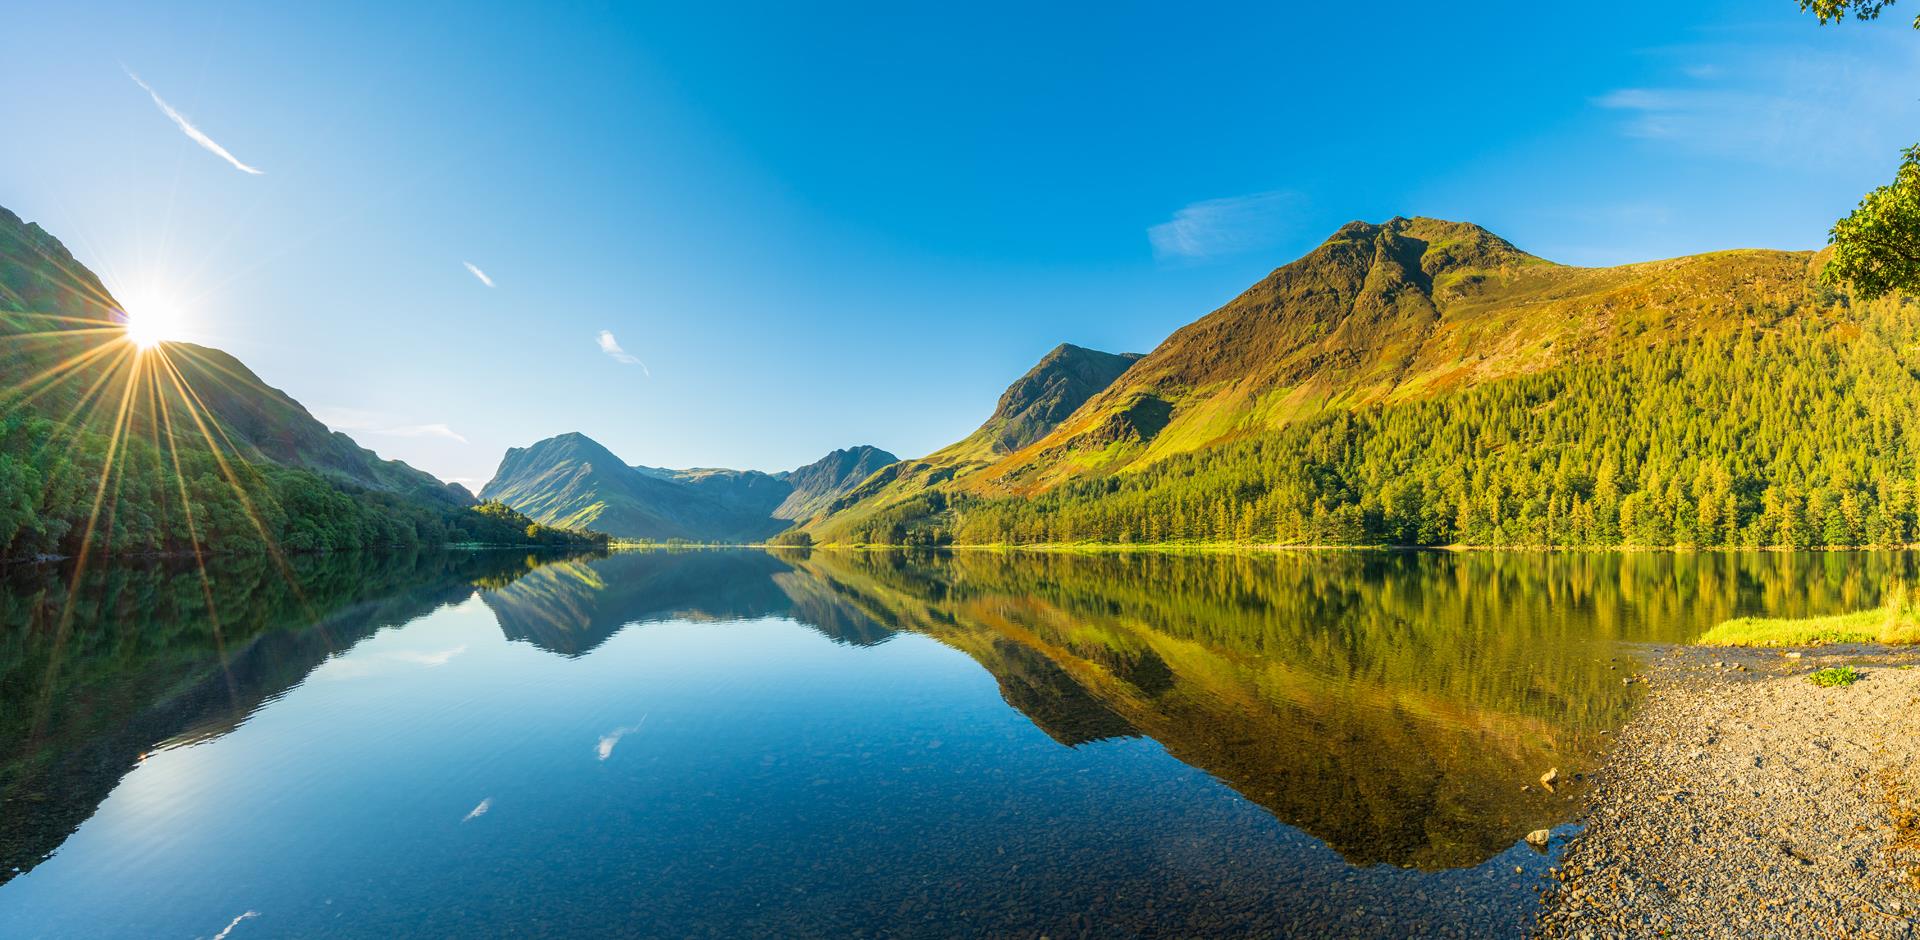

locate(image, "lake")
[[0, 548, 1905, 938]]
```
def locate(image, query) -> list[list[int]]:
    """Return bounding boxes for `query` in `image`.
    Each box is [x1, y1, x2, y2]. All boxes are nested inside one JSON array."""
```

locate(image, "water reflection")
[[1, 547, 1910, 936], [0, 548, 596, 884], [474, 548, 1914, 869]]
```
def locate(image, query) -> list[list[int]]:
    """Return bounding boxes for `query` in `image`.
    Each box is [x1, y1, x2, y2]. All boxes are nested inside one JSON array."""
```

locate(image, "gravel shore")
[[1537, 644, 1920, 938]]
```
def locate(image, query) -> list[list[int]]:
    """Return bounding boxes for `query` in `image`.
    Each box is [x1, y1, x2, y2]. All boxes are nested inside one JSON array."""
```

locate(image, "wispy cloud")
[[385, 423, 468, 442], [313, 407, 468, 444], [463, 262, 495, 287], [389, 645, 466, 668], [596, 716, 648, 761], [124, 68, 263, 175], [597, 330, 650, 375], [1148, 190, 1306, 261], [204, 911, 260, 940], [1591, 36, 1920, 167], [462, 798, 492, 822], [313, 644, 468, 680]]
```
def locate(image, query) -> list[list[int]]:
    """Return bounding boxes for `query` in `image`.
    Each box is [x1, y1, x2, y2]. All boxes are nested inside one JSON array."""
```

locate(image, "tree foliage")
[[861, 297, 1920, 548], [1826, 146, 1920, 299], [1799, 0, 1916, 26], [0, 411, 606, 561], [1800, 0, 1920, 295]]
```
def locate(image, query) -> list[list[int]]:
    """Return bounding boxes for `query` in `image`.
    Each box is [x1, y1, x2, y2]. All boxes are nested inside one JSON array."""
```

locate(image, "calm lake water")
[[0, 548, 1907, 938]]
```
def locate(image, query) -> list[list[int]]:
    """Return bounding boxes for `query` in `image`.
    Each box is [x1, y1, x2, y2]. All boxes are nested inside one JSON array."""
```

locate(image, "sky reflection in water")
[[1, 548, 1907, 938]]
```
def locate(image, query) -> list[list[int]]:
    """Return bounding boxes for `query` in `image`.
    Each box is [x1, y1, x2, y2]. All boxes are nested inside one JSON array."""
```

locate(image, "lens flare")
[[116, 287, 185, 349]]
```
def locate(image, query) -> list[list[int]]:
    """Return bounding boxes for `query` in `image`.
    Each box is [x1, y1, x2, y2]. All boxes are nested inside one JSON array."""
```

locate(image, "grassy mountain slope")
[[983, 217, 1811, 494], [801, 343, 1139, 543], [0, 205, 595, 558], [0, 208, 461, 508], [808, 216, 1920, 547]]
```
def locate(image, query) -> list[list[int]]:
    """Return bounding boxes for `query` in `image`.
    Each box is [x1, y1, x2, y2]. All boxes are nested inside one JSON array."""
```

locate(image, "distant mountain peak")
[[482, 434, 898, 539]]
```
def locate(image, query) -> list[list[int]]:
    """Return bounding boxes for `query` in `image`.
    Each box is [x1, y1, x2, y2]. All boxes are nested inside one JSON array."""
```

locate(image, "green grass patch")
[[1699, 582, 1920, 648], [1808, 666, 1863, 688], [1697, 608, 1893, 647]]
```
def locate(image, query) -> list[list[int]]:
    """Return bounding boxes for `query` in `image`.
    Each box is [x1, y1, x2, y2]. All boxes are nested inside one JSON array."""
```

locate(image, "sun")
[[117, 290, 185, 350]]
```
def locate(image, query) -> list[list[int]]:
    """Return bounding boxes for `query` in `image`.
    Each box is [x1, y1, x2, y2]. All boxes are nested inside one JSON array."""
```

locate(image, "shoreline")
[[0, 541, 598, 569], [651, 541, 1920, 554], [1536, 643, 1920, 936]]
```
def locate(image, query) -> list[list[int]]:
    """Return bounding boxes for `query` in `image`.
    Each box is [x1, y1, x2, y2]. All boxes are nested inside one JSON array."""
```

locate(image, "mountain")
[[0, 208, 462, 508], [959, 344, 1145, 458], [479, 433, 894, 542], [983, 217, 1804, 492], [773, 444, 897, 520], [0, 206, 597, 558], [814, 216, 1920, 548], [801, 343, 1140, 543]]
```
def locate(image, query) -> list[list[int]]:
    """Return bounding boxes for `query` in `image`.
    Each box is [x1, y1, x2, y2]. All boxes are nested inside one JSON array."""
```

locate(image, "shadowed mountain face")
[[0, 206, 119, 328], [0, 207, 599, 561], [977, 344, 1144, 455], [773, 445, 897, 520], [0, 548, 591, 885], [480, 433, 894, 542], [481, 432, 786, 543], [0, 206, 466, 510]]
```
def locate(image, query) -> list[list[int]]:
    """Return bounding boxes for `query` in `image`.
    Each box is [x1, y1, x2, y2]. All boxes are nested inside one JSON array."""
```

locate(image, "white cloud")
[[206, 911, 260, 940], [1147, 190, 1306, 260], [596, 716, 648, 761], [388, 645, 466, 667], [463, 262, 494, 288], [313, 407, 467, 443], [124, 68, 263, 175], [597, 330, 650, 375], [384, 423, 468, 443], [312, 645, 468, 680]]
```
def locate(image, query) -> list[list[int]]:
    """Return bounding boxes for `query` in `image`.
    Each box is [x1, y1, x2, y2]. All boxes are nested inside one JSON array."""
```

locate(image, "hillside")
[[0, 206, 597, 558], [800, 343, 1140, 544], [480, 433, 894, 542], [809, 216, 1920, 548], [982, 217, 1810, 493], [772, 445, 897, 520]]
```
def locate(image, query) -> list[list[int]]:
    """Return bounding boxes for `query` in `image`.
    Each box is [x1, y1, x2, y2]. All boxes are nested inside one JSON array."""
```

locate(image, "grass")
[[1699, 584, 1920, 648], [1808, 666, 1864, 688], [1697, 608, 1890, 647]]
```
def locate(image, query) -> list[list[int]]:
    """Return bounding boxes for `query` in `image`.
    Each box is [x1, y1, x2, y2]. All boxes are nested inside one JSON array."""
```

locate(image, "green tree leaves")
[[1799, 0, 1915, 26], [1826, 145, 1920, 299]]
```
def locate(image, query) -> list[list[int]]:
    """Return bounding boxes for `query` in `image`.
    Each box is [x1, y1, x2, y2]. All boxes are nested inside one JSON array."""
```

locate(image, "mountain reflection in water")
[[1, 547, 1908, 937]]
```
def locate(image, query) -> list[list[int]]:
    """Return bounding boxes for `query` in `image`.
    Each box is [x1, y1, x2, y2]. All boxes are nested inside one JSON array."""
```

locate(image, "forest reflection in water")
[[1, 547, 1906, 936]]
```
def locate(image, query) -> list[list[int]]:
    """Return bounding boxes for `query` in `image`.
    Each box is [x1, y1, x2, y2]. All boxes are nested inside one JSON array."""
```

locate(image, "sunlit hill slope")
[[807, 217, 1920, 548]]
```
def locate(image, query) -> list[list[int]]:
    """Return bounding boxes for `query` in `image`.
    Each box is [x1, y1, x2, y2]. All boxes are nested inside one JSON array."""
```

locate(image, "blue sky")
[[3, 1, 1917, 487]]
